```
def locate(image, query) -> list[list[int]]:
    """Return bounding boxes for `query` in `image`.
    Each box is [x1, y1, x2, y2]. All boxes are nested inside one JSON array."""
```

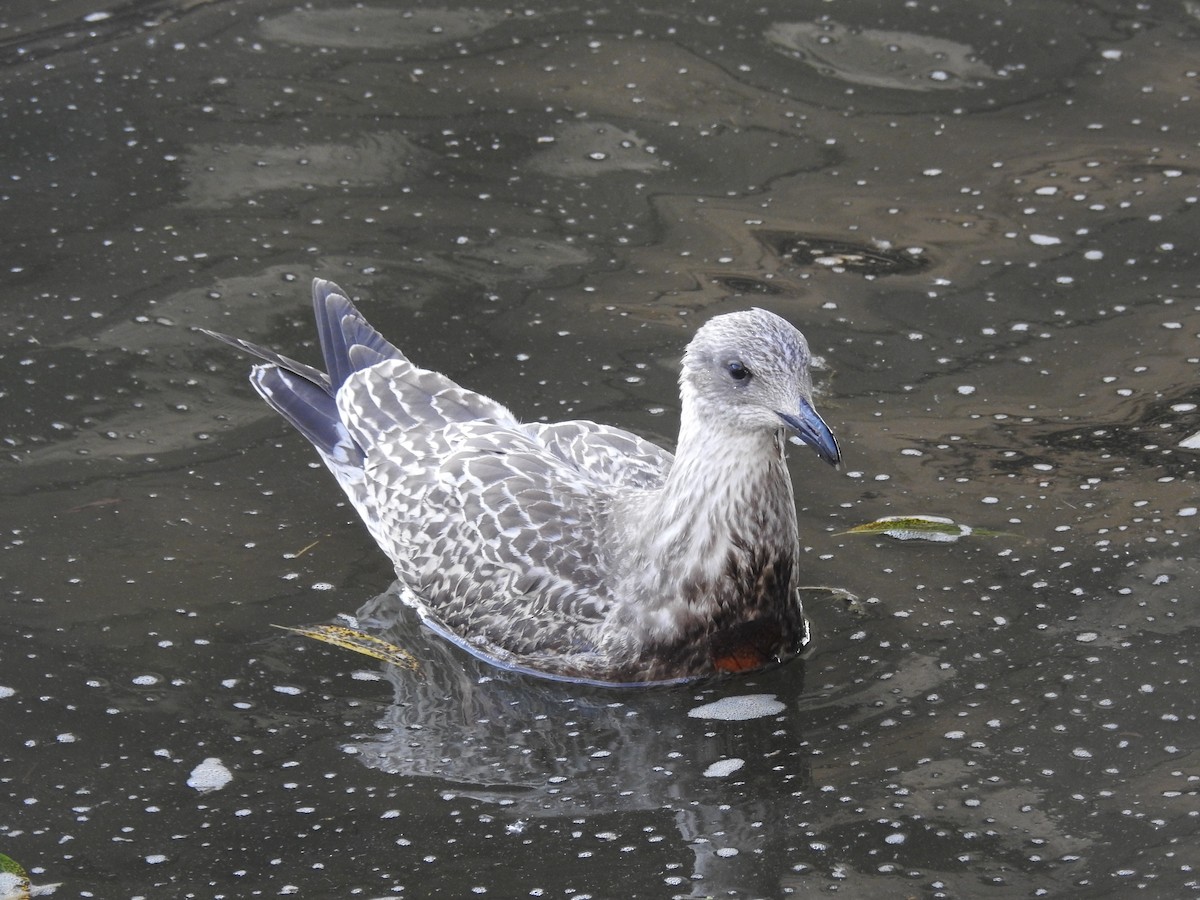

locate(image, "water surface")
[[2, 0, 1197, 896]]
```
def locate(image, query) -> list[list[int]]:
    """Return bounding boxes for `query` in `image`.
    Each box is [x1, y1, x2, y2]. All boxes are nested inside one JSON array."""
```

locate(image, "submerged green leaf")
[[273, 623, 421, 672], [0, 853, 30, 900], [0, 856, 26, 880], [841, 514, 1005, 543]]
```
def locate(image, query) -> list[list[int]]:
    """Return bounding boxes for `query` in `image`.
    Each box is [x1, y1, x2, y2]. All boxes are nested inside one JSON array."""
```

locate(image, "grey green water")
[[2, 1, 1197, 896]]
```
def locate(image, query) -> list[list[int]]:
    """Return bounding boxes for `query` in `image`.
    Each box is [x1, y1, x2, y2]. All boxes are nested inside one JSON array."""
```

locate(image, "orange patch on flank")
[[713, 647, 766, 673]]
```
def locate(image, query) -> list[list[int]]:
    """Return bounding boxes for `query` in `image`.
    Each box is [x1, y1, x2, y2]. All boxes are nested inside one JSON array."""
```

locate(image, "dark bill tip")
[[778, 399, 841, 466]]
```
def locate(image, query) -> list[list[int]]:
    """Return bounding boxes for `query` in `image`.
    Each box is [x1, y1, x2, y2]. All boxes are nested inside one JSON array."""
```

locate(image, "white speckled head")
[[680, 309, 840, 464]]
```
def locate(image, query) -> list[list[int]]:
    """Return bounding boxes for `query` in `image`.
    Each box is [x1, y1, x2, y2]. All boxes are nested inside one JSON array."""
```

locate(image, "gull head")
[[680, 308, 841, 466]]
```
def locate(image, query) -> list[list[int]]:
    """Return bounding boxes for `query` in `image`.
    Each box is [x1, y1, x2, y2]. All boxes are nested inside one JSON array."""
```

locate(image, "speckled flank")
[[205, 278, 839, 683]]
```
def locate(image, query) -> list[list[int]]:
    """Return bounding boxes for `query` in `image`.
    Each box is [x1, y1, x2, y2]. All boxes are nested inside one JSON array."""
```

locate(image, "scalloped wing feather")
[[349, 417, 624, 660]]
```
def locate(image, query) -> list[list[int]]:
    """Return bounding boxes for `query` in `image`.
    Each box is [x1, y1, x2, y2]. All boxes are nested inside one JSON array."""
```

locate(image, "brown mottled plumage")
[[204, 279, 840, 684]]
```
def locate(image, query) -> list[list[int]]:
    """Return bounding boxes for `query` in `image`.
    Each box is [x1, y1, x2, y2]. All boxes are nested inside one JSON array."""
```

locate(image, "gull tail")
[[201, 279, 403, 465]]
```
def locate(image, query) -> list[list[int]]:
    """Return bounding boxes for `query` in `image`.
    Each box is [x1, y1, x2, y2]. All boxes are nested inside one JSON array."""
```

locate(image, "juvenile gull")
[[204, 279, 840, 684]]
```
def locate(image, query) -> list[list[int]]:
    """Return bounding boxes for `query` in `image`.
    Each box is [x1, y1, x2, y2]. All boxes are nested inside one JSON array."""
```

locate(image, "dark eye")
[[726, 360, 751, 381]]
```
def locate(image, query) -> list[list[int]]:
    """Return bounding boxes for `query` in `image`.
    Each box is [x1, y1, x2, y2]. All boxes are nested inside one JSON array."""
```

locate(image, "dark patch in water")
[[757, 231, 931, 276], [1032, 388, 1200, 479], [709, 275, 784, 295]]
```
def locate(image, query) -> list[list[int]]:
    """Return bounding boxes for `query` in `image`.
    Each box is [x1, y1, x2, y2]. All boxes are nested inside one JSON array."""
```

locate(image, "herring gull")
[[204, 279, 840, 684]]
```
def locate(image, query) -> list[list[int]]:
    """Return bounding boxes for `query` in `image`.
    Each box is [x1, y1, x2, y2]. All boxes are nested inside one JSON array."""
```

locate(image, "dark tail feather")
[[311, 279, 404, 391], [249, 365, 356, 462], [312, 280, 355, 390], [201, 329, 330, 390], [203, 278, 403, 463]]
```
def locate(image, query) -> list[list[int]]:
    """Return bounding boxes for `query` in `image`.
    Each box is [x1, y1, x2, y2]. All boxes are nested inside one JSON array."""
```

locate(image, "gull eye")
[[726, 360, 751, 382]]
